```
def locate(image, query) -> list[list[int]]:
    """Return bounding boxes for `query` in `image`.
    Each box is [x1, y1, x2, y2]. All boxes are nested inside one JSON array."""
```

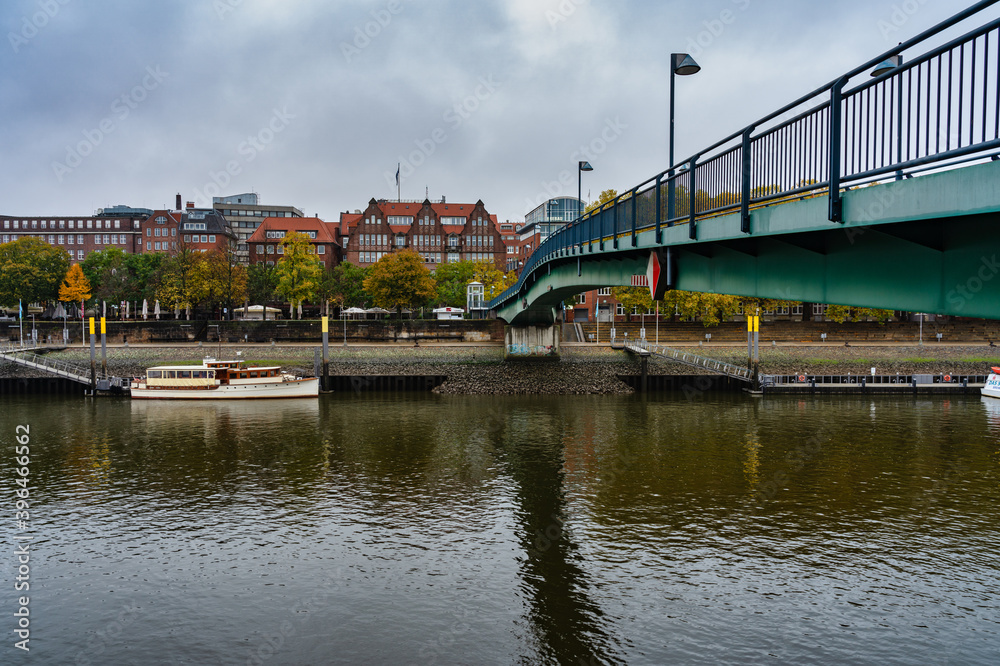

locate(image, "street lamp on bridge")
[[578, 161, 593, 220], [668, 53, 701, 221]]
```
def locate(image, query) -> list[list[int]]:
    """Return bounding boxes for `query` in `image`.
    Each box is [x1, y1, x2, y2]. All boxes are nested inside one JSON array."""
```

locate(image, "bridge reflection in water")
[[10, 393, 1000, 664]]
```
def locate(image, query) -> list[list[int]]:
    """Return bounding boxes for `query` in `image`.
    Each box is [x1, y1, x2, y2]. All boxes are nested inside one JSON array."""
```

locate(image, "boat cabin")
[[143, 358, 284, 388]]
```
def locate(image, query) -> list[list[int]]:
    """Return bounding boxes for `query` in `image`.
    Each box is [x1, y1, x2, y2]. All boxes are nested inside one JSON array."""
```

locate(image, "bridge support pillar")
[[504, 325, 560, 360]]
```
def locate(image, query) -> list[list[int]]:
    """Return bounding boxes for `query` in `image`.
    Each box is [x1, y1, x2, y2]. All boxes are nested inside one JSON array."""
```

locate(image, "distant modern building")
[[338, 198, 505, 270], [247, 217, 340, 270], [510, 196, 584, 273], [97, 205, 155, 218], [211, 193, 303, 262], [0, 213, 144, 263]]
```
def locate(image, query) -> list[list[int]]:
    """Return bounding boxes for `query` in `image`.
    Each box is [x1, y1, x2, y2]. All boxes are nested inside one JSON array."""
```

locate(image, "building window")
[[86, 220, 92, 229], [277, 245, 284, 255], [110, 235, 117, 244], [184, 235, 191, 242], [146, 241, 151, 250], [154, 242, 161, 250], [256, 245, 264, 253], [208, 235, 216, 243], [266, 245, 274, 254], [598, 288, 611, 296], [147, 228, 152, 237], [387, 216, 413, 225], [172, 228, 176, 236], [200, 235, 208, 243], [155, 216, 167, 223], [77, 250, 84, 260], [317, 245, 325, 254], [578, 293, 586, 304]]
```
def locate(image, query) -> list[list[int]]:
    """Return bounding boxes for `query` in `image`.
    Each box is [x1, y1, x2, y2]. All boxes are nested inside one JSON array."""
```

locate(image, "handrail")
[[619, 337, 755, 382], [490, 1, 1000, 312]]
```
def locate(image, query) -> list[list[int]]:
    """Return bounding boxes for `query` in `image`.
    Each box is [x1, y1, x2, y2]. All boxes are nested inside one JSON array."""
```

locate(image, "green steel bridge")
[[490, 2, 1000, 327]]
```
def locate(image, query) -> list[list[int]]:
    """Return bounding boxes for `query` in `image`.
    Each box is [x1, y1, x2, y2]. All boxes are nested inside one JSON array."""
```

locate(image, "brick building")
[[0, 213, 144, 263], [140, 206, 236, 254], [247, 217, 339, 269], [338, 198, 505, 269]]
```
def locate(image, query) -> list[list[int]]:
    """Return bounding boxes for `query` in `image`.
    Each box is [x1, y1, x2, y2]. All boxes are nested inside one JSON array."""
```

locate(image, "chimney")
[[186, 201, 195, 209], [175, 193, 182, 211]]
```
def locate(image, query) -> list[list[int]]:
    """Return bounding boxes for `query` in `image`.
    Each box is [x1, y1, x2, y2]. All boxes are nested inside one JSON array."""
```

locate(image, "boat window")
[[250, 371, 259, 378], [167, 371, 176, 379], [193, 371, 207, 378], [148, 371, 161, 378], [179, 371, 192, 379], [208, 371, 215, 378]]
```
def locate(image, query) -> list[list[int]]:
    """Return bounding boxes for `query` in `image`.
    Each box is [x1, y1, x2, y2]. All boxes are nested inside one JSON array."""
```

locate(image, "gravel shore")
[[2, 343, 997, 394]]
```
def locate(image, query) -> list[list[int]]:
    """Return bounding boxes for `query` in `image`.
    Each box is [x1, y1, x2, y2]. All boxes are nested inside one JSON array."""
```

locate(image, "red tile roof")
[[248, 217, 339, 244]]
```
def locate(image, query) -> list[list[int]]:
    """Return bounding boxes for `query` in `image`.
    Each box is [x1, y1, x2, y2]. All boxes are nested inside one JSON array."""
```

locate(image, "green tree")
[[123, 252, 164, 303], [275, 232, 322, 319], [247, 263, 279, 319], [364, 249, 436, 317], [329, 262, 370, 310], [433, 261, 476, 307], [0, 237, 70, 307]]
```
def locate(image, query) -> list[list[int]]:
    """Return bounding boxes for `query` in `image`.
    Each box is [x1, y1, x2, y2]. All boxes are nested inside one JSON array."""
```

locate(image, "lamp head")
[[579, 161, 593, 172], [871, 55, 902, 77], [671, 53, 701, 76]]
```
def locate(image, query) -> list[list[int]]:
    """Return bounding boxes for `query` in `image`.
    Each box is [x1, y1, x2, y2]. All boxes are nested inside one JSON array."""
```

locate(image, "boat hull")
[[131, 377, 319, 399], [984, 373, 1000, 399]]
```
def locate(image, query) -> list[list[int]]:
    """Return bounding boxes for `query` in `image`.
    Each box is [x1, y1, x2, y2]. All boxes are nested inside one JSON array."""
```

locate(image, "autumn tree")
[[472, 260, 516, 301], [156, 247, 205, 319], [330, 262, 370, 310], [0, 237, 70, 307], [58, 263, 92, 320], [611, 286, 653, 321], [585, 189, 619, 214], [825, 304, 894, 324], [364, 249, 436, 317], [275, 232, 322, 319], [194, 244, 247, 319]]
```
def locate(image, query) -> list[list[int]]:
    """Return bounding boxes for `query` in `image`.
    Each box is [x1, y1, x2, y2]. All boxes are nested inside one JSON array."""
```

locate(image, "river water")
[[2, 393, 1000, 665]]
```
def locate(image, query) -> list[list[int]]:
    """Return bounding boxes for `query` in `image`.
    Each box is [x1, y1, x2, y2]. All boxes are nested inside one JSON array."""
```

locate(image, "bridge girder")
[[496, 161, 1000, 324]]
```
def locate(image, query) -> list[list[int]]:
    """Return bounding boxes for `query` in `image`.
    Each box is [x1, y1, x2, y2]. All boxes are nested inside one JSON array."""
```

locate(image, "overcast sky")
[[1, 0, 993, 225]]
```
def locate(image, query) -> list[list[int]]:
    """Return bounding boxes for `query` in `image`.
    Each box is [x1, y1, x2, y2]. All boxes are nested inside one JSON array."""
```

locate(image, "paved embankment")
[[1, 343, 997, 395]]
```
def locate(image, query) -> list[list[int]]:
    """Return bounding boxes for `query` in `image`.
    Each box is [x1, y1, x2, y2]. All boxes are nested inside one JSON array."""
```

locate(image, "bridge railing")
[[492, 0, 1000, 311]]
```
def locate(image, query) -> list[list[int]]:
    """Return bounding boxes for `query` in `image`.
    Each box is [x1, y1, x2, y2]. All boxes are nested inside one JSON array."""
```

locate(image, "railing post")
[[613, 201, 619, 250], [654, 175, 662, 244], [741, 127, 753, 234], [688, 156, 698, 240], [630, 190, 638, 247], [829, 77, 847, 223]]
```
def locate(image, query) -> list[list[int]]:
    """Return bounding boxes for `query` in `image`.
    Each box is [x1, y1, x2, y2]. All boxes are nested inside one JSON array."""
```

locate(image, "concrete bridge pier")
[[504, 325, 561, 360]]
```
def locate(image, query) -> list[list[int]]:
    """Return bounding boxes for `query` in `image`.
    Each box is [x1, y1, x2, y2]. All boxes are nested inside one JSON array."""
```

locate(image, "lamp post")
[[668, 53, 701, 221], [871, 54, 904, 180], [578, 161, 593, 220]]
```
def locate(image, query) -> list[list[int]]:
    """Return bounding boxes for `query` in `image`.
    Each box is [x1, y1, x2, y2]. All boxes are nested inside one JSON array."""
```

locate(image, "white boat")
[[130, 357, 318, 399], [983, 367, 1000, 399]]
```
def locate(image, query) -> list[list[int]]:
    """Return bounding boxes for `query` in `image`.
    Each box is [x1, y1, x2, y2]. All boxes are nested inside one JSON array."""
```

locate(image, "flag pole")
[[396, 162, 401, 202]]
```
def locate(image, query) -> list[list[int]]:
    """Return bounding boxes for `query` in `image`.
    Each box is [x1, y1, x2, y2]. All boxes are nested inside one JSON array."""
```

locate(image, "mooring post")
[[640, 353, 648, 393], [89, 317, 96, 393], [322, 315, 329, 392], [100, 316, 107, 376], [314, 348, 320, 381]]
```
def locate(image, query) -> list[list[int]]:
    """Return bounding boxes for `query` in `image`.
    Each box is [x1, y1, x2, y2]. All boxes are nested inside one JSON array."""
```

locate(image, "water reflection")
[[3, 393, 1000, 665]]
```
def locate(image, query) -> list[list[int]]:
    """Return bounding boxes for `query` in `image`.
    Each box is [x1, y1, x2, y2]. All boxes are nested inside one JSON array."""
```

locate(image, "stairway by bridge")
[[616, 337, 756, 383], [0, 345, 126, 390]]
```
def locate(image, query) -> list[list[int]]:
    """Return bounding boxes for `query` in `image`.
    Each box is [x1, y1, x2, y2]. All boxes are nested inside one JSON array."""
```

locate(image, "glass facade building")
[[523, 197, 583, 242]]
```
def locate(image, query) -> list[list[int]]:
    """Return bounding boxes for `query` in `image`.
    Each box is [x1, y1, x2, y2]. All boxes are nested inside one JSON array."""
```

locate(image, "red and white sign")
[[630, 275, 648, 287]]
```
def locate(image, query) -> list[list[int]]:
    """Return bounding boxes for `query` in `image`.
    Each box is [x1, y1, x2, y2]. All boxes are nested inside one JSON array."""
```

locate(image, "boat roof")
[[146, 362, 281, 371]]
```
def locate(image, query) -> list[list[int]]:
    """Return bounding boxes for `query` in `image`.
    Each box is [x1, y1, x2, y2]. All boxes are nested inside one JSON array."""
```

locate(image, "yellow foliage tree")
[[275, 232, 322, 319], [364, 249, 436, 317]]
